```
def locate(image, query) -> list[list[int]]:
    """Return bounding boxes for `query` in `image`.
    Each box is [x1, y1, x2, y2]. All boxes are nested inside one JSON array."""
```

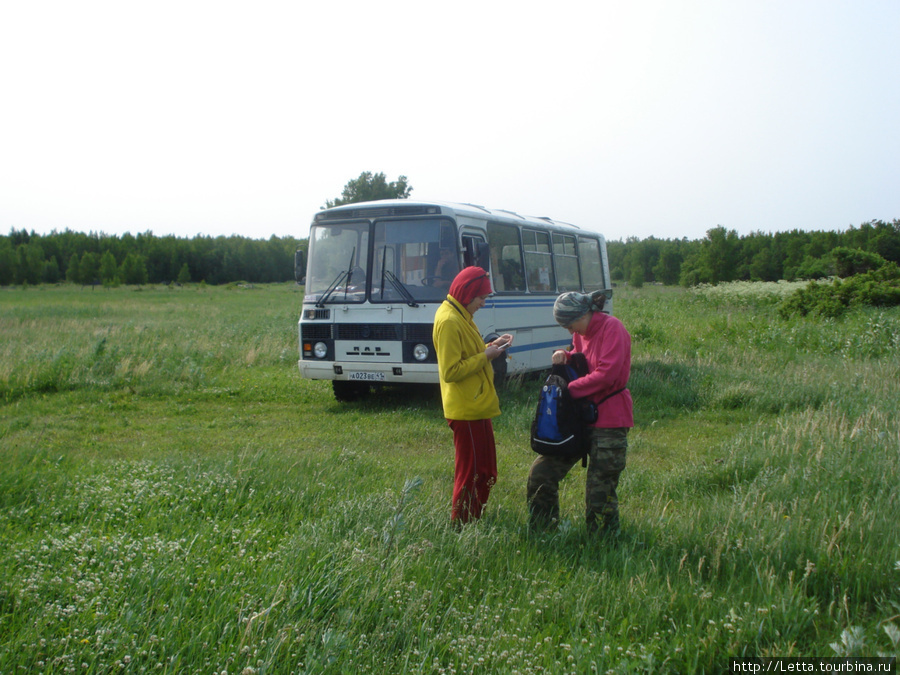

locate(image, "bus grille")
[[334, 324, 402, 340], [303, 323, 434, 342], [302, 325, 332, 340], [403, 323, 433, 341]]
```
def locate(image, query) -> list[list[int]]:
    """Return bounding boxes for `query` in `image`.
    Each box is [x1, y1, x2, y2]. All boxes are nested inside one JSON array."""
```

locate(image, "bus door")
[[461, 231, 498, 336], [462, 234, 491, 271]]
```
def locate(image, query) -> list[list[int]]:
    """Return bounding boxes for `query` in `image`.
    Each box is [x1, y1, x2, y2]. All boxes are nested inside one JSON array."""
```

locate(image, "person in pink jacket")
[[526, 290, 633, 535]]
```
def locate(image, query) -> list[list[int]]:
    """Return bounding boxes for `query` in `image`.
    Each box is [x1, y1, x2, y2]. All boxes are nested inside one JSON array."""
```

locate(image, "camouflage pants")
[[526, 427, 628, 534]]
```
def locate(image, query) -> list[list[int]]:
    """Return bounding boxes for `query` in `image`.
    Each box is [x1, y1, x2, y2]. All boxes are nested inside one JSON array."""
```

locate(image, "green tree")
[[120, 253, 149, 285], [66, 253, 81, 284], [177, 262, 191, 284], [0, 239, 15, 285], [749, 247, 780, 282], [652, 245, 684, 285], [79, 252, 101, 285], [622, 237, 661, 285], [628, 266, 645, 288], [704, 226, 741, 283], [870, 220, 900, 263], [323, 172, 412, 208], [100, 251, 119, 285], [14, 245, 28, 284], [679, 255, 704, 287], [15, 242, 45, 284], [607, 240, 626, 281], [831, 247, 886, 277], [680, 226, 741, 286], [44, 256, 61, 283], [782, 234, 807, 280]]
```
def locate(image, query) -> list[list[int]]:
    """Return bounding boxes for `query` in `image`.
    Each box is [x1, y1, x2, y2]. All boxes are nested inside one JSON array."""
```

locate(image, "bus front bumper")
[[298, 360, 439, 385]]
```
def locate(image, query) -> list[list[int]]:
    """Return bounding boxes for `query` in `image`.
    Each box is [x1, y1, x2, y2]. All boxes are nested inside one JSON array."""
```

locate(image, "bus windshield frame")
[[304, 217, 459, 305]]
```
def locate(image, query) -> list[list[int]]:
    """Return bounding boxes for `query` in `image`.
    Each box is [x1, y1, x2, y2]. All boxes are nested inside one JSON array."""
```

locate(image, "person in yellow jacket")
[[433, 266, 513, 525]]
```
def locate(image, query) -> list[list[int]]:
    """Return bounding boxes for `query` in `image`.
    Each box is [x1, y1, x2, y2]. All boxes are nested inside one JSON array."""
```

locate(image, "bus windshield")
[[372, 218, 458, 303], [304, 218, 459, 305], [305, 223, 370, 305]]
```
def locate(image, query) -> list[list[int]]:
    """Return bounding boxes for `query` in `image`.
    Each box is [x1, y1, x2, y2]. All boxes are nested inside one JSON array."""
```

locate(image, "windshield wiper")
[[379, 246, 389, 301], [382, 269, 419, 308], [315, 248, 356, 308], [315, 270, 347, 307], [377, 246, 419, 307], [341, 247, 356, 303]]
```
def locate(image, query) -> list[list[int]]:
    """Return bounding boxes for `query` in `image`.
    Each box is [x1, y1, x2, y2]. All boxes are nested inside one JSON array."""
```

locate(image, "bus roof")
[[314, 199, 600, 237]]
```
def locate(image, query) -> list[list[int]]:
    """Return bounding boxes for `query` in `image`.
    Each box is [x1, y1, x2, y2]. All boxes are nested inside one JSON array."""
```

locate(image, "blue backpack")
[[530, 355, 596, 462]]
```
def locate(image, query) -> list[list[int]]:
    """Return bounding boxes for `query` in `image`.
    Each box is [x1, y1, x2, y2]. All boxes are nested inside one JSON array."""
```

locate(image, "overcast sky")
[[2, 0, 899, 243]]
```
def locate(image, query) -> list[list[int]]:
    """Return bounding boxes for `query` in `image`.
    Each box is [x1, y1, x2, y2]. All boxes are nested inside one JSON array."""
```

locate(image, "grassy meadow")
[[1, 281, 899, 674]]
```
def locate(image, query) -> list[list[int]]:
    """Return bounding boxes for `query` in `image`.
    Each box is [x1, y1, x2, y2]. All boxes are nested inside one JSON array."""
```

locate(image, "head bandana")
[[448, 266, 493, 306], [553, 291, 607, 327]]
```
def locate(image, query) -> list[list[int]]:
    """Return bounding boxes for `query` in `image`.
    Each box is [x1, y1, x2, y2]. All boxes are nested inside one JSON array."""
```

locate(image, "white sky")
[[2, 0, 899, 243]]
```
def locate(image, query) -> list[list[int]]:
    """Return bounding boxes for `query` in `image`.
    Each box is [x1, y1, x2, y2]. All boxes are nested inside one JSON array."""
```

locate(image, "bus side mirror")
[[295, 249, 307, 284]]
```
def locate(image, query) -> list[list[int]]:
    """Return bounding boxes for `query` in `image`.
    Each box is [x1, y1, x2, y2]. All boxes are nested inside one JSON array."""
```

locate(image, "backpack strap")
[[596, 388, 626, 405]]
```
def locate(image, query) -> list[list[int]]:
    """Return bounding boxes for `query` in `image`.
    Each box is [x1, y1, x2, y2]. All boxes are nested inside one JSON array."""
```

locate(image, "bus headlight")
[[413, 344, 429, 362], [314, 342, 328, 359]]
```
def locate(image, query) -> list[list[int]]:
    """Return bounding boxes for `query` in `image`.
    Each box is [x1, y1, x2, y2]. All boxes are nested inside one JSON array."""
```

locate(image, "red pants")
[[448, 419, 498, 523]]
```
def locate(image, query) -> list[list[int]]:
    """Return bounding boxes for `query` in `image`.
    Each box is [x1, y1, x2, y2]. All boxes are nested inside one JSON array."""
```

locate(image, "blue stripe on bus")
[[488, 302, 556, 309], [495, 325, 560, 332], [489, 297, 556, 305], [482, 296, 568, 354], [507, 339, 570, 355]]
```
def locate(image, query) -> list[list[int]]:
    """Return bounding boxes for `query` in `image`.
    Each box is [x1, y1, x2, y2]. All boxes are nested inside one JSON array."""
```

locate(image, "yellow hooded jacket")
[[433, 295, 501, 421]]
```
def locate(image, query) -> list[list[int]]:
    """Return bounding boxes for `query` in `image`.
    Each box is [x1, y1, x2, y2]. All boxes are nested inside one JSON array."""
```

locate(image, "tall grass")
[[0, 283, 300, 403], [1, 282, 898, 673]]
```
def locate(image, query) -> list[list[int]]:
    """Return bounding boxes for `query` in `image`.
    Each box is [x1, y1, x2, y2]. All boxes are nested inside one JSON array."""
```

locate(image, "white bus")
[[297, 200, 613, 401]]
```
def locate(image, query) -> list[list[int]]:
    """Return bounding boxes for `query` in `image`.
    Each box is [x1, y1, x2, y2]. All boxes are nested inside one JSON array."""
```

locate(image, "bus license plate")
[[348, 372, 385, 382]]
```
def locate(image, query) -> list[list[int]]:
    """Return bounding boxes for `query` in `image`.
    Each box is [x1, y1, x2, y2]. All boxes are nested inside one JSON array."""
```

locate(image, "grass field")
[[1, 282, 899, 674]]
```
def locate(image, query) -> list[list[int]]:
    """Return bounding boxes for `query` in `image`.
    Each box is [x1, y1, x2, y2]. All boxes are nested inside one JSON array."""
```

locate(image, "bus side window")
[[578, 237, 605, 291], [553, 233, 581, 291], [487, 222, 525, 292], [490, 249, 504, 290], [523, 229, 555, 292]]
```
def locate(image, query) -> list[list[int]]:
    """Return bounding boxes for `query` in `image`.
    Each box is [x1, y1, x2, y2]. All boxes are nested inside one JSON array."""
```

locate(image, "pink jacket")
[[566, 312, 633, 429]]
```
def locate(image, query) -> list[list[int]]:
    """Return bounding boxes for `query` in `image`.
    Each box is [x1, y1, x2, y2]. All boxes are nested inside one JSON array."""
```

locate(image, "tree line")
[[0, 171, 409, 287], [608, 219, 900, 287], [3, 168, 898, 288], [3, 219, 900, 289], [0, 228, 306, 286]]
